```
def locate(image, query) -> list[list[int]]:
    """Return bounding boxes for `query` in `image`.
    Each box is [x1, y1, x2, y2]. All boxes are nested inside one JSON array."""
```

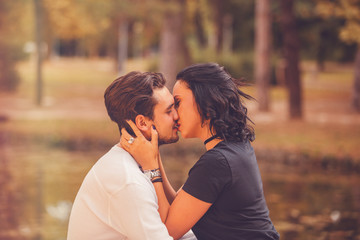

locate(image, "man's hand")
[[120, 120, 160, 170]]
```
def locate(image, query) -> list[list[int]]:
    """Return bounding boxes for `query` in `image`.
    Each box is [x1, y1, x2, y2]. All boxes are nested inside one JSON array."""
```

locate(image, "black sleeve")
[[182, 150, 231, 203]]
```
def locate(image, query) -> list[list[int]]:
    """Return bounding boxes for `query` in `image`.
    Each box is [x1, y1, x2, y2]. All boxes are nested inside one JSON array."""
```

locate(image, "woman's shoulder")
[[208, 140, 255, 165], [213, 140, 254, 157], [194, 140, 254, 172], [196, 145, 230, 170], [216, 139, 252, 149]]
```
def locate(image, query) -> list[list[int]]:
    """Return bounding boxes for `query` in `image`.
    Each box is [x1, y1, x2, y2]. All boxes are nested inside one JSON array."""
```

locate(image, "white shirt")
[[67, 145, 196, 240]]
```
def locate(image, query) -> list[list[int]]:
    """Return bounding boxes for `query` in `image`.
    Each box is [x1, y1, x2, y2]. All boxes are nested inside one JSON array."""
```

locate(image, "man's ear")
[[134, 115, 152, 132]]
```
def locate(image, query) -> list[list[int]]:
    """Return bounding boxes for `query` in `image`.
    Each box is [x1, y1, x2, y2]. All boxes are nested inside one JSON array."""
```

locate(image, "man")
[[67, 72, 195, 240]]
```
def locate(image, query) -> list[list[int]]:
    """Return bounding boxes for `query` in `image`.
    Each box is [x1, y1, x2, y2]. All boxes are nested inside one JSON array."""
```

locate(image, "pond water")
[[1, 144, 359, 240]]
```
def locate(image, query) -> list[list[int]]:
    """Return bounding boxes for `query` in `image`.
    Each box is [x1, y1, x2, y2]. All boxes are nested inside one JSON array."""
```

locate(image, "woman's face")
[[173, 80, 202, 138]]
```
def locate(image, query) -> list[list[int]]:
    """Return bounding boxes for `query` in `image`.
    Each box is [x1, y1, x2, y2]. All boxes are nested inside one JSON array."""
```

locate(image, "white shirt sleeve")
[[108, 182, 173, 240]]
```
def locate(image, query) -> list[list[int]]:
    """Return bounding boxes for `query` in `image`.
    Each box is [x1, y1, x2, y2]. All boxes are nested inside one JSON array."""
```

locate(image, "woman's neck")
[[199, 125, 222, 151], [205, 138, 222, 150]]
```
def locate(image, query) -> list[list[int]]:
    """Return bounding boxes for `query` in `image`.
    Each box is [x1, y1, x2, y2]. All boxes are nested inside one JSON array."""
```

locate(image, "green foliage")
[[1, 0, 359, 82], [40, 0, 180, 58], [192, 48, 255, 81], [147, 49, 280, 86], [316, 0, 360, 44], [268, 0, 358, 63], [227, 0, 255, 51]]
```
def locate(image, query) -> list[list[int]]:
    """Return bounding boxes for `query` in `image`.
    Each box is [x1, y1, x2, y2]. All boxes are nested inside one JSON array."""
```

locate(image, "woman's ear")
[[134, 115, 151, 132]]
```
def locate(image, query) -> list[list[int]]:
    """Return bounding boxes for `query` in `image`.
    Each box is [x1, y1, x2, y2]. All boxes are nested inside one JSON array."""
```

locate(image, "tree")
[[316, 0, 360, 112], [194, 6, 207, 49], [159, 0, 190, 91], [280, 0, 303, 119], [213, 0, 224, 53], [0, 1, 22, 92], [117, 21, 129, 74], [255, 0, 271, 112], [34, 0, 43, 106], [0, 44, 19, 91], [354, 50, 360, 111], [42, 0, 114, 58]]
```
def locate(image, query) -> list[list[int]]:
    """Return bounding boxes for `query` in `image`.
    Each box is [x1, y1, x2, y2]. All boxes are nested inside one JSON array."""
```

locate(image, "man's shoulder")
[[86, 145, 149, 194], [96, 145, 137, 170]]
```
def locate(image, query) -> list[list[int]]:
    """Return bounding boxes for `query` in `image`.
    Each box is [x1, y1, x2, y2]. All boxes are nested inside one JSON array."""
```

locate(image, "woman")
[[121, 63, 279, 240]]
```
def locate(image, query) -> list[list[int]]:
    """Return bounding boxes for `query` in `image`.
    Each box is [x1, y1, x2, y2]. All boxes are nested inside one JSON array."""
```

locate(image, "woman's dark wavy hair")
[[176, 63, 255, 142]]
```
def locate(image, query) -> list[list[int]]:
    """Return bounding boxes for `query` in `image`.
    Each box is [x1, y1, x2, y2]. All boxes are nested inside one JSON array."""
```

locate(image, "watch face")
[[150, 171, 160, 178], [144, 169, 161, 180]]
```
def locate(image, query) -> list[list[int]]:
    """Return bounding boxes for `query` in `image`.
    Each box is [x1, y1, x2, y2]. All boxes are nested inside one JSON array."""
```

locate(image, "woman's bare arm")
[[158, 155, 177, 204]]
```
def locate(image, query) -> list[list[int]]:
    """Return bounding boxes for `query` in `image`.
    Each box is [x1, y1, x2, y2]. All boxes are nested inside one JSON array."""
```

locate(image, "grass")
[[252, 121, 360, 160], [1, 57, 359, 163]]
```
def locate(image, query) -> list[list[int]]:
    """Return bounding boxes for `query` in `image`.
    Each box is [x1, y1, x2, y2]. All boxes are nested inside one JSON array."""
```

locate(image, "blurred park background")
[[0, 0, 360, 239]]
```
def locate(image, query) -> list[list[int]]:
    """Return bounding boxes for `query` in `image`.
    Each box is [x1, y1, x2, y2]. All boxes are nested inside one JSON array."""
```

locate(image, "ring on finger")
[[128, 137, 135, 144]]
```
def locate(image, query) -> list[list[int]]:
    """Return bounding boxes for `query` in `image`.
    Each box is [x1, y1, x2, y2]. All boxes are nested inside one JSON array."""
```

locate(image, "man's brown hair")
[[104, 71, 166, 135]]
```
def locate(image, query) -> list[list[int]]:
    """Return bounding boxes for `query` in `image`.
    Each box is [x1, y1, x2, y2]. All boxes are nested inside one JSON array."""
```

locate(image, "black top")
[[182, 141, 279, 240]]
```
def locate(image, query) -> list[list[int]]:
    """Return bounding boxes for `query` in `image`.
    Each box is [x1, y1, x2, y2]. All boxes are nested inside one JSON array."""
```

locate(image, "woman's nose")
[[173, 108, 179, 120]]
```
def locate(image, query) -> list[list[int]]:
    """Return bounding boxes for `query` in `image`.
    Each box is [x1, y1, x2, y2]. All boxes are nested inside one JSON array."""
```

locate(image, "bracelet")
[[151, 177, 163, 183]]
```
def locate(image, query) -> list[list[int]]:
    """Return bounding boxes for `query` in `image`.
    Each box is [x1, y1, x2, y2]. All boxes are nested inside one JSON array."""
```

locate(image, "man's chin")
[[158, 135, 179, 146]]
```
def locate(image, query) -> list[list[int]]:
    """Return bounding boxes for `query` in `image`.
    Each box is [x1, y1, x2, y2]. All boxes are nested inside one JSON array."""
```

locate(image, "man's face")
[[151, 87, 179, 145]]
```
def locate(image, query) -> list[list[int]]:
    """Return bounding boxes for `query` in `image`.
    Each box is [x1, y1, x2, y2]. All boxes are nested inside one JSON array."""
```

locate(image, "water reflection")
[[0, 132, 21, 239], [1, 143, 359, 240], [262, 173, 360, 239], [0, 142, 99, 240]]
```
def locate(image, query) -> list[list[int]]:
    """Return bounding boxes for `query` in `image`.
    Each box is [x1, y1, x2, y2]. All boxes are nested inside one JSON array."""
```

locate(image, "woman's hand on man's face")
[[120, 120, 160, 170]]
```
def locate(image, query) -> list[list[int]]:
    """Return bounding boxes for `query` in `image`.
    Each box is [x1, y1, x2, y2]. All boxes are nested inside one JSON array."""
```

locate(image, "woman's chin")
[[180, 131, 193, 139], [179, 130, 188, 138]]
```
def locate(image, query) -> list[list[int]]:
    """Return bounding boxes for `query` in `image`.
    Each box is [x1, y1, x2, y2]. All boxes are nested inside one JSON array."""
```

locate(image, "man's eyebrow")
[[166, 103, 174, 111]]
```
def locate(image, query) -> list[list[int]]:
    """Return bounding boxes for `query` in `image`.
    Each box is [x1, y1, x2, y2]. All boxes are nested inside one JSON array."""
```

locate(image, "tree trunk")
[[255, 0, 271, 112], [34, 0, 43, 106], [352, 45, 360, 112], [118, 20, 129, 75], [0, 45, 19, 92], [194, 8, 207, 48], [214, 0, 224, 53], [159, 4, 184, 91], [133, 21, 144, 58], [222, 14, 233, 53], [280, 0, 302, 119], [316, 28, 328, 72]]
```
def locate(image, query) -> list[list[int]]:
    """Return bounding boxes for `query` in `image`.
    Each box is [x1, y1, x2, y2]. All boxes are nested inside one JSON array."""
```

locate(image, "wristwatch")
[[143, 168, 161, 181]]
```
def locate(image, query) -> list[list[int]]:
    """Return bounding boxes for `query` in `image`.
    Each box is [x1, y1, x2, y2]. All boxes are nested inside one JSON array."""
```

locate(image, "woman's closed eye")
[[174, 98, 181, 109]]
